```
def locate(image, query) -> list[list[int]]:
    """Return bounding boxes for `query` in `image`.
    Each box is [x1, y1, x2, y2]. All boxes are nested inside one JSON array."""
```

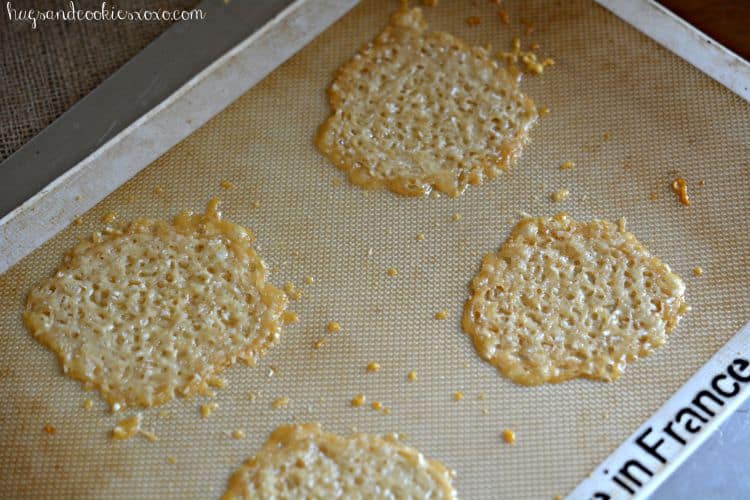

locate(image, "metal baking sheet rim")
[[1, 1, 749, 497], [596, 0, 750, 101], [0, 0, 358, 274], [1, 0, 748, 273]]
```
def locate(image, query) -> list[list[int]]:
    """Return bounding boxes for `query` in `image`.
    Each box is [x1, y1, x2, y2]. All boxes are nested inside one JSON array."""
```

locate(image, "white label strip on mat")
[[596, 0, 750, 102], [570, 321, 750, 499]]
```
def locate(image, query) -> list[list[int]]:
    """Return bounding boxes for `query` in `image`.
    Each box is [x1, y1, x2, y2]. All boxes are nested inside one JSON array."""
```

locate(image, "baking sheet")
[[1, 0, 749, 498]]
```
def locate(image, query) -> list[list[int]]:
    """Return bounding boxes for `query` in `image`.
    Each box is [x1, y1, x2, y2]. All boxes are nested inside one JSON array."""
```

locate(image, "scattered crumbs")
[[313, 338, 326, 349], [521, 19, 534, 36], [154, 186, 164, 195], [371, 401, 383, 411], [283, 311, 299, 325], [73, 217, 83, 226], [247, 391, 256, 402], [502, 428, 516, 444], [112, 414, 141, 440], [530, 41, 540, 51], [207, 377, 226, 389], [111, 402, 122, 413], [408, 371, 417, 382], [672, 178, 691, 206], [232, 429, 246, 440], [499, 37, 554, 76], [538, 106, 550, 116], [331, 178, 343, 187], [463, 362, 469, 368], [158, 411, 169, 418], [649, 191, 658, 201], [167, 456, 177, 464], [453, 391, 464, 402], [140, 430, 159, 442], [698, 179, 705, 186], [74, 195, 82, 202], [466, 16, 481, 26], [617, 218, 627, 232], [416, 232, 424, 241], [351, 394, 366, 407], [200, 402, 218, 418], [550, 189, 570, 203], [603, 132, 610, 141], [366, 361, 381, 373], [560, 161, 574, 170], [430, 190, 440, 199], [451, 213, 462, 222], [477, 393, 486, 401], [83, 399, 93, 410], [434, 310, 449, 320], [251, 200, 261, 209], [267, 365, 278, 378], [482, 408, 490, 416], [327, 321, 342, 333], [284, 282, 302, 301], [421, 0, 438, 6], [272, 396, 290, 409], [220, 180, 235, 190], [497, 9, 509, 25], [382, 407, 391, 416], [386, 267, 399, 277], [554, 496, 563, 500], [693, 266, 703, 277], [43, 424, 56, 435], [304, 276, 315, 285], [101, 212, 117, 224]]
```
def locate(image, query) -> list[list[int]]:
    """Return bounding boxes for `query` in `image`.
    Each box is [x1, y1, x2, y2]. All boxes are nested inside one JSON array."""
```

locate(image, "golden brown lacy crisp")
[[317, 6, 537, 197], [463, 214, 688, 385], [24, 199, 289, 408], [222, 423, 457, 499]]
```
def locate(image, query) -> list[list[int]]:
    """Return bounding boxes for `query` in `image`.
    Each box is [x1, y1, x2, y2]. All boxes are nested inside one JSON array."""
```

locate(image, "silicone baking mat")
[[1, 0, 748, 497]]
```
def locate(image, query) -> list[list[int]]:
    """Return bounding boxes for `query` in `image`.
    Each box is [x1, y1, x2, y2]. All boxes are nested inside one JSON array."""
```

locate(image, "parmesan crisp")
[[222, 423, 456, 499], [24, 199, 288, 408], [463, 214, 687, 385], [317, 6, 537, 197]]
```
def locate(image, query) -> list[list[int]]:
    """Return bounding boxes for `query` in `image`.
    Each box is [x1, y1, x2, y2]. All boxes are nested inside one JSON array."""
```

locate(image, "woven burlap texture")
[[0, 0, 748, 498], [0, 0, 198, 162]]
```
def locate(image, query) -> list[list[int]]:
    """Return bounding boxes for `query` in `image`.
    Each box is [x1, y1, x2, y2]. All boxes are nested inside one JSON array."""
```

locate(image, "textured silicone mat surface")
[[1, 0, 748, 498]]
